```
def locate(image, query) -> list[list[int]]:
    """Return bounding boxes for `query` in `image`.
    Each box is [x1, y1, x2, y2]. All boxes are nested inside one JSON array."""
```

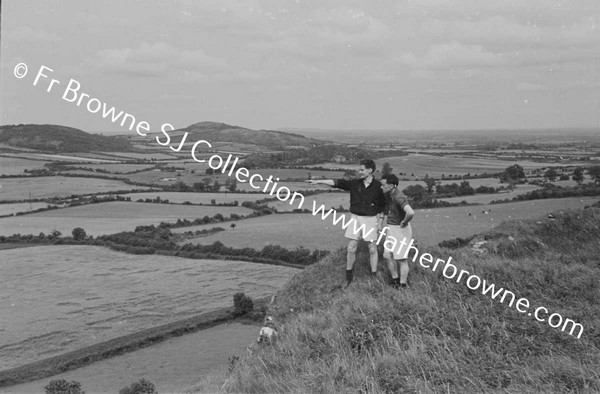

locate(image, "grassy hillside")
[[190, 207, 600, 393], [0, 124, 135, 152], [178, 121, 325, 149]]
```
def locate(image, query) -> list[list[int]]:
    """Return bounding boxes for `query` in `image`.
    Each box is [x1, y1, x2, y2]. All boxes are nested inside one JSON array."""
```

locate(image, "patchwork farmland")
[[0, 201, 252, 236]]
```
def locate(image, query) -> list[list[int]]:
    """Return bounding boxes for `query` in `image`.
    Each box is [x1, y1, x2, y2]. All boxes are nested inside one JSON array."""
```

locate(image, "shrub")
[[45, 379, 85, 394], [71, 227, 87, 241], [49, 229, 62, 239], [233, 292, 254, 316], [118, 378, 157, 394]]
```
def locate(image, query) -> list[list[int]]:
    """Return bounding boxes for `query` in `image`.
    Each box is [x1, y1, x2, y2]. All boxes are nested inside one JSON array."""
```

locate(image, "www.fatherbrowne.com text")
[[15, 62, 584, 339]]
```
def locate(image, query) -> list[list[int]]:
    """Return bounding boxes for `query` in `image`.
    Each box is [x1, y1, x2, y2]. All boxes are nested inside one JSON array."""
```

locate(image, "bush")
[[118, 378, 157, 394], [233, 292, 254, 316], [71, 227, 87, 241], [45, 379, 85, 394]]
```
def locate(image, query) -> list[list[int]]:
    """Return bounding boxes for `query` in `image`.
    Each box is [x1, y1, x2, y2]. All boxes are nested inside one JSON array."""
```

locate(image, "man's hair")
[[359, 159, 376, 172], [383, 174, 399, 186]]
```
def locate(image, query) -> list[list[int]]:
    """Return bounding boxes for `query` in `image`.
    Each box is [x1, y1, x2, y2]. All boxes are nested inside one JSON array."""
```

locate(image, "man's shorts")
[[344, 214, 379, 242], [383, 223, 413, 259]]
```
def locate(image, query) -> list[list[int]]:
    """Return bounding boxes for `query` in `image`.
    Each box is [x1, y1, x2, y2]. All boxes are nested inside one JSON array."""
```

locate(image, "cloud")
[[86, 42, 226, 77], [387, 0, 600, 69], [395, 41, 505, 69], [6, 26, 60, 43], [248, 5, 394, 64], [310, 7, 394, 52], [173, 0, 269, 33], [421, 16, 600, 50], [516, 82, 548, 92]]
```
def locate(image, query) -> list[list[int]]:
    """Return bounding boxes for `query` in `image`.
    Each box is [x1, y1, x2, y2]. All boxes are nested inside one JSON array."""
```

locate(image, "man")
[[308, 159, 386, 287], [380, 174, 415, 288]]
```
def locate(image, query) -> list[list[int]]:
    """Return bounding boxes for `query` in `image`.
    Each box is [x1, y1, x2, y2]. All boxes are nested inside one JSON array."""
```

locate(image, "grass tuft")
[[189, 208, 600, 393]]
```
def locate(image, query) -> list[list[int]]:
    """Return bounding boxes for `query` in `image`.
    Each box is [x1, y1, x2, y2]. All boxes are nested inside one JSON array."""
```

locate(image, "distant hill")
[[177, 122, 326, 149], [0, 124, 135, 152]]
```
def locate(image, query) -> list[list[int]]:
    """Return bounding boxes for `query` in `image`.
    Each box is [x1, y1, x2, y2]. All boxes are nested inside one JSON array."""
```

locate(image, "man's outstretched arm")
[[305, 179, 335, 186]]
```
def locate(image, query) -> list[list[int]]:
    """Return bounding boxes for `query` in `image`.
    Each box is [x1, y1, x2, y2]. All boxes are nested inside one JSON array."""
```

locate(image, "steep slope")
[[191, 207, 600, 393], [0, 124, 135, 152]]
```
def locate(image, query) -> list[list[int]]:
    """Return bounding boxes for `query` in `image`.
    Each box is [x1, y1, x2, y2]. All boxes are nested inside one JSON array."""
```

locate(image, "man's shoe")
[[399, 283, 408, 289], [343, 269, 354, 289], [370, 271, 382, 282]]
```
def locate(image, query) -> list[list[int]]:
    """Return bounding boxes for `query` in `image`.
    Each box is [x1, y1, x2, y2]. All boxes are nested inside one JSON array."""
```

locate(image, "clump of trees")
[[71, 227, 87, 241], [45, 379, 85, 394], [119, 379, 157, 394], [500, 164, 526, 183], [589, 166, 600, 185]]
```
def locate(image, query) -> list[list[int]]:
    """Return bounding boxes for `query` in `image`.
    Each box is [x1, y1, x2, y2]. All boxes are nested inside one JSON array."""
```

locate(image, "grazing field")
[[439, 184, 541, 204], [0, 156, 51, 176], [62, 164, 155, 173], [308, 154, 564, 177], [0, 245, 297, 370], [117, 169, 194, 185], [27, 154, 118, 163], [4, 322, 260, 394], [98, 151, 178, 160], [528, 176, 593, 188], [375, 154, 565, 177], [0, 177, 148, 201], [0, 201, 253, 236], [119, 167, 343, 189], [67, 152, 135, 161], [236, 180, 331, 192], [411, 196, 599, 246], [173, 213, 348, 251], [244, 168, 346, 180], [121, 191, 271, 204], [438, 177, 501, 187], [175, 197, 599, 250], [0, 203, 49, 216], [268, 192, 348, 212]]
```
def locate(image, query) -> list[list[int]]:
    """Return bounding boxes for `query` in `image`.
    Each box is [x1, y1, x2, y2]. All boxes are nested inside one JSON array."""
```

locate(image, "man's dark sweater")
[[334, 178, 385, 216]]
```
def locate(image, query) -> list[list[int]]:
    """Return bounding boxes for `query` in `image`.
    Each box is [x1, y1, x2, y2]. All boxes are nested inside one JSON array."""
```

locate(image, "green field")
[[0, 201, 252, 236], [267, 192, 348, 212], [0, 177, 149, 201], [0, 245, 297, 370], [376, 154, 566, 177], [97, 151, 178, 160], [173, 213, 349, 251], [174, 197, 599, 251], [25, 153, 118, 163], [0, 202, 49, 216], [114, 169, 206, 186], [307, 154, 565, 177], [439, 184, 541, 205], [62, 163, 156, 174], [243, 168, 345, 180], [121, 191, 271, 204], [0, 156, 52, 176], [235, 180, 330, 193]]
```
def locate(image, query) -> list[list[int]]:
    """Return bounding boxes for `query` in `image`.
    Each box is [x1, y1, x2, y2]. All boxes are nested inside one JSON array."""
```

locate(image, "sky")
[[1, 0, 599, 133]]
